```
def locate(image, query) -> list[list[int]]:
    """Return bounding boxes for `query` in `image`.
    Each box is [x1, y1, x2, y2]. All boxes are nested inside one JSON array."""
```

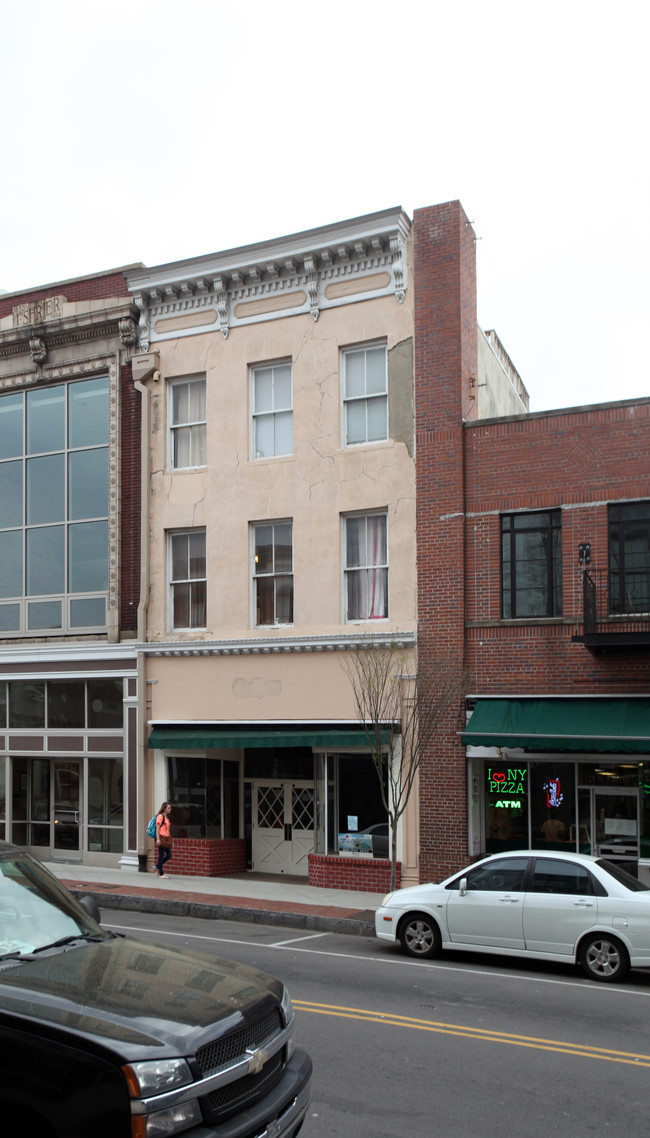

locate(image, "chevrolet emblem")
[[246, 1046, 268, 1075]]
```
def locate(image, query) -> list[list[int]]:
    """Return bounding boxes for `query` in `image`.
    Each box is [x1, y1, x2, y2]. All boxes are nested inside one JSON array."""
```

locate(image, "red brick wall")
[[0, 271, 131, 318], [414, 201, 478, 881], [151, 839, 247, 877], [308, 853, 400, 892], [464, 401, 650, 695]]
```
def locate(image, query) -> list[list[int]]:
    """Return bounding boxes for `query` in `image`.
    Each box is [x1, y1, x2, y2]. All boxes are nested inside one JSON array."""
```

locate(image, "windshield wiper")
[[31, 932, 110, 954]]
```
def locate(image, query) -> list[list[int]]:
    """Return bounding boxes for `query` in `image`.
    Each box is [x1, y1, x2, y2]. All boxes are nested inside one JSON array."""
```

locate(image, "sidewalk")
[[44, 860, 385, 937]]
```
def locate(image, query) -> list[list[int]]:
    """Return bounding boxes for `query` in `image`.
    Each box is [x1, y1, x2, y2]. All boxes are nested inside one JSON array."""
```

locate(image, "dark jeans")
[[155, 844, 172, 876]]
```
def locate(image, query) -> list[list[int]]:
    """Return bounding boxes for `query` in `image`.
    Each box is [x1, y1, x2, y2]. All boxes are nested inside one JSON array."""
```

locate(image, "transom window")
[[251, 362, 293, 458], [344, 512, 388, 621], [169, 377, 206, 469], [0, 376, 109, 635], [253, 521, 293, 626], [608, 501, 650, 614], [342, 344, 387, 446], [0, 678, 123, 729], [501, 510, 562, 619], [170, 529, 206, 629]]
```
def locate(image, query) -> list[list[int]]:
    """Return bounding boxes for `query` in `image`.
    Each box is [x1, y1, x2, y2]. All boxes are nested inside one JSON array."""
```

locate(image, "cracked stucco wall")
[[143, 280, 417, 652]]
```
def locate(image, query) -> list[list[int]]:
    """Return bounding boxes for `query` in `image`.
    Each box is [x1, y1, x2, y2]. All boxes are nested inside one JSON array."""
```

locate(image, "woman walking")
[[154, 802, 173, 878]]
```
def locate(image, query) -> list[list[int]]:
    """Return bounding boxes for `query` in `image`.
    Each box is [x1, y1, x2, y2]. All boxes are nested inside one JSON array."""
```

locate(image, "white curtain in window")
[[347, 515, 387, 619]]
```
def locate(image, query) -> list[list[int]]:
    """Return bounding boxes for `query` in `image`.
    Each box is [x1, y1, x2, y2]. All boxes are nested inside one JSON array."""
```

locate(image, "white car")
[[375, 850, 650, 982]]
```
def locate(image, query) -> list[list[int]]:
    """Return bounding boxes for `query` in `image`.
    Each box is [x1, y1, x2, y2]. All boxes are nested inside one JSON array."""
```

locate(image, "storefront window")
[[578, 762, 640, 788], [87, 757, 123, 853], [245, 748, 314, 780], [485, 759, 528, 852], [530, 762, 575, 849], [0, 756, 5, 840], [168, 756, 240, 839], [332, 754, 388, 858], [48, 681, 85, 729], [641, 763, 650, 858], [87, 679, 123, 728], [9, 682, 45, 728]]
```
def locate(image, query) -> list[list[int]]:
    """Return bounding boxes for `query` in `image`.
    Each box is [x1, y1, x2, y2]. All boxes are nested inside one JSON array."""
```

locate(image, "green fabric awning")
[[461, 698, 650, 753], [148, 726, 386, 750]]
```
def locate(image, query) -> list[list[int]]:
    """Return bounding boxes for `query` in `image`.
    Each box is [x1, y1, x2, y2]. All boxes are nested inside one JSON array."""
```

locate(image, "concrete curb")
[[69, 888, 377, 938]]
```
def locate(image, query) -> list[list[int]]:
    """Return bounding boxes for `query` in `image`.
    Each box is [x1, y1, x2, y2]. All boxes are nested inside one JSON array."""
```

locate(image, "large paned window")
[[0, 678, 123, 730], [501, 510, 562, 618], [342, 344, 387, 446], [608, 501, 650, 614], [167, 755, 240, 839], [170, 530, 207, 629], [344, 512, 388, 621], [0, 376, 109, 635], [251, 363, 293, 458], [0, 756, 5, 840], [169, 377, 206, 469], [88, 757, 124, 852], [315, 752, 388, 858], [253, 521, 293, 626]]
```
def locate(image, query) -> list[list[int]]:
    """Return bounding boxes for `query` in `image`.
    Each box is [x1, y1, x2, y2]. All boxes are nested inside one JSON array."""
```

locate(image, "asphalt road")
[[104, 908, 650, 1138]]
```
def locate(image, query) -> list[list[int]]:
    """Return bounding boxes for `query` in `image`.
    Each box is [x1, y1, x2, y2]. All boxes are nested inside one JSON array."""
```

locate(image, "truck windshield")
[[0, 847, 104, 958]]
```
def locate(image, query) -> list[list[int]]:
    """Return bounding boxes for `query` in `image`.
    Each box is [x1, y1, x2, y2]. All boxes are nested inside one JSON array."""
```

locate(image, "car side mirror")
[[458, 878, 468, 897], [78, 893, 102, 924]]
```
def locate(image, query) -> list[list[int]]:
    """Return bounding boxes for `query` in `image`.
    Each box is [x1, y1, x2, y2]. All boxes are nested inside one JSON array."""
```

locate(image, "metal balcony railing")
[[574, 568, 650, 649]]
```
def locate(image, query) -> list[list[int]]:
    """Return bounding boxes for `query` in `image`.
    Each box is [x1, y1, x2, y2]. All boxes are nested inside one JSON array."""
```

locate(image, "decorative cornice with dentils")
[[127, 207, 411, 350], [140, 630, 416, 657]]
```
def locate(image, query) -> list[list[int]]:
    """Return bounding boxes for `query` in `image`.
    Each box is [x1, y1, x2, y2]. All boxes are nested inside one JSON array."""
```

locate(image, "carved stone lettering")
[[13, 295, 66, 327]]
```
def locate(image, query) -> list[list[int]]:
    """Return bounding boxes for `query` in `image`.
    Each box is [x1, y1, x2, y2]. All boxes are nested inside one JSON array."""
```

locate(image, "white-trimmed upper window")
[[169, 529, 206, 630], [169, 377, 206, 469], [342, 344, 387, 446], [251, 362, 293, 459], [252, 521, 293, 626], [344, 512, 388, 621]]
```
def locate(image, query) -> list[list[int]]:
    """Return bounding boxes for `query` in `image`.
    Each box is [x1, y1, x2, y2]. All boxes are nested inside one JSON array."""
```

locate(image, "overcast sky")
[[2, 0, 648, 413]]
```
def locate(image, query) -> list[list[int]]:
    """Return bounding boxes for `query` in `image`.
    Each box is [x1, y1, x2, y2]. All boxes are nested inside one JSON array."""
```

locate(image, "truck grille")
[[196, 1008, 285, 1121]]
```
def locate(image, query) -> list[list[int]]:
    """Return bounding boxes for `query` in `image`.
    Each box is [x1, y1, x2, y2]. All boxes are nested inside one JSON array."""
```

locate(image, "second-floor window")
[[344, 512, 388, 621], [0, 376, 109, 636], [501, 510, 562, 618], [251, 362, 293, 458], [342, 344, 387, 446], [169, 529, 206, 629], [169, 377, 206, 469], [253, 521, 293, 625], [609, 501, 650, 614]]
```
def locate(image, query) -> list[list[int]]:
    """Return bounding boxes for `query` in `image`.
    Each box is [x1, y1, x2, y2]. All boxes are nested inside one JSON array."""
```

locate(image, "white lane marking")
[[269, 932, 330, 946], [105, 920, 650, 997]]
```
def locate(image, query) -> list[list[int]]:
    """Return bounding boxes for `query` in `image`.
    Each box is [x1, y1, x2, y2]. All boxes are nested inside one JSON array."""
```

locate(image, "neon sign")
[[543, 778, 564, 808], [487, 767, 526, 809]]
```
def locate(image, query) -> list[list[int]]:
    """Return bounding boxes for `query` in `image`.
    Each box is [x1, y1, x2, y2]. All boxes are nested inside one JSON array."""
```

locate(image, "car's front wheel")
[[399, 913, 441, 960], [578, 933, 630, 982]]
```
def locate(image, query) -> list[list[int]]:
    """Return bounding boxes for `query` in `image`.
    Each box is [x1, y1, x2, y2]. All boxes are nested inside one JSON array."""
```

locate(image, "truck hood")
[[0, 935, 282, 1061]]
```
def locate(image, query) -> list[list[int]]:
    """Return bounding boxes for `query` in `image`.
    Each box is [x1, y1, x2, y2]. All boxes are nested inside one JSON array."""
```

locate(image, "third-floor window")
[[169, 377, 206, 469], [609, 501, 650, 614], [251, 362, 293, 459], [501, 510, 562, 619]]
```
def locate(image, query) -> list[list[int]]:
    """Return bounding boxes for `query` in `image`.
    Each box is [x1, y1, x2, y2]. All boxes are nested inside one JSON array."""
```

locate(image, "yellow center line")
[[293, 1001, 650, 1067]]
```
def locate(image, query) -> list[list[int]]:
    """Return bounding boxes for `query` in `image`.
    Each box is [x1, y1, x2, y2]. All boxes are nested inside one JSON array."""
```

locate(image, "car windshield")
[[596, 858, 650, 892], [0, 847, 105, 958]]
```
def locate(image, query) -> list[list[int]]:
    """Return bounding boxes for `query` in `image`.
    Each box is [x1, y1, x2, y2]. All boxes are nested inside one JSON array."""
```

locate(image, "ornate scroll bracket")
[[304, 256, 320, 322]]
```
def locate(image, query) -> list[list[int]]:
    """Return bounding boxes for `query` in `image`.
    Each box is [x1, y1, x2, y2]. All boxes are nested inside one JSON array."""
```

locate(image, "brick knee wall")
[[148, 838, 247, 876], [308, 853, 400, 892]]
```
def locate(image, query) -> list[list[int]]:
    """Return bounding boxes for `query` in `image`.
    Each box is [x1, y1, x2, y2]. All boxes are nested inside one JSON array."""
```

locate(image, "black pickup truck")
[[0, 840, 312, 1138]]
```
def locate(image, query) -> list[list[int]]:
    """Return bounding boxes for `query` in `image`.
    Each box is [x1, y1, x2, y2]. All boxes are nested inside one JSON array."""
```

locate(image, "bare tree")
[[342, 641, 467, 891]]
